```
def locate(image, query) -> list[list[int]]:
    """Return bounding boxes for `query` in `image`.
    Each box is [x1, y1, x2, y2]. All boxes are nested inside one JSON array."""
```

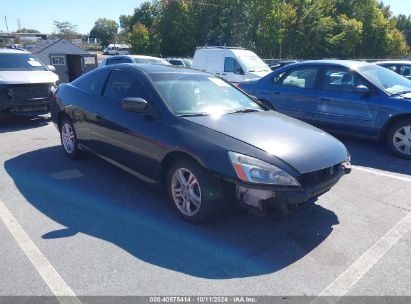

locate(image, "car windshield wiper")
[[178, 113, 209, 117], [227, 108, 261, 114], [391, 90, 411, 96]]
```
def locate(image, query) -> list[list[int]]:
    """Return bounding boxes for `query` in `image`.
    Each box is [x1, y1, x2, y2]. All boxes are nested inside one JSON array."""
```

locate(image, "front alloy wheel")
[[60, 118, 80, 159], [387, 120, 411, 159], [171, 168, 202, 217], [166, 159, 221, 223]]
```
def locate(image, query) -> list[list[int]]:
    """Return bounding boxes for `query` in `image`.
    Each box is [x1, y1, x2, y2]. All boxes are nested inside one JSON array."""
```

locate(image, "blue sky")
[[0, 0, 410, 34]]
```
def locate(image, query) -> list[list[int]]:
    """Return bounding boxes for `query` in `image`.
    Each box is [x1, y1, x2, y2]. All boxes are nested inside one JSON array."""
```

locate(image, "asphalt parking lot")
[[0, 115, 410, 299]]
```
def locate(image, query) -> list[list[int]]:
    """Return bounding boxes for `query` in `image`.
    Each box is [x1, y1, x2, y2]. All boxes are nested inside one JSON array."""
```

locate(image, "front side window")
[[277, 67, 319, 89], [0, 53, 47, 71], [151, 73, 263, 116], [103, 70, 148, 103], [224, 57, 243, 74], [72, 69, 109, 95], [321, 67, 366, 94]]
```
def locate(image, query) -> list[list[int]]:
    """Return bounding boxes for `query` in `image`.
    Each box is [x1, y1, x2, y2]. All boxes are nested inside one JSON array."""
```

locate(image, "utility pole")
[[5, 16, 10, 43]]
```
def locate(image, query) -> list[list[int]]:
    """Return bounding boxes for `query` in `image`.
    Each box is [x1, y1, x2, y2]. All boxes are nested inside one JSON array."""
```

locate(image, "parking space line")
[[319, 212, 411, 296], [352, 166, 411, 183], [0, 199, 81, 304]]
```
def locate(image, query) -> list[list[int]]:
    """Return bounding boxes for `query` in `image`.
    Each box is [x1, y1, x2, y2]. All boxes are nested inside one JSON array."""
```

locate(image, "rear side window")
[[320, 67, 366, 94], [72, 69, 109, 95], [103, 70, 148, 103], [275, 67, 319, 89], [399, 65, 411, 77], [381, 64, 398, 73], [106, 57, 133, 65]]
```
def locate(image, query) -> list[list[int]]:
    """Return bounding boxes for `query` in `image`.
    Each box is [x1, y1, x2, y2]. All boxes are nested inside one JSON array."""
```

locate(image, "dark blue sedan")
[[239, 60, 411, 159], [51, 64, 351, 223]]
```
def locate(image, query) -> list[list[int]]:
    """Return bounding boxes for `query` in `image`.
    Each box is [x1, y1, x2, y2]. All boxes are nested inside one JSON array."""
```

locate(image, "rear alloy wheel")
[[386, 119, 411, 159], [166, 159, 221, 224], [60, 117, 81, 159]]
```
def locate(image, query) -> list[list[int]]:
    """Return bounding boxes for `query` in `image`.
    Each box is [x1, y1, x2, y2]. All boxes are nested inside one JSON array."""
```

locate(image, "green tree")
[[159, 0, 195, 56], [90, 18, 119, 47], [128, 23, 150, 54], [16, 28, 40, 33], [53, 21, 80, 40], [395, 14, 411, 50]]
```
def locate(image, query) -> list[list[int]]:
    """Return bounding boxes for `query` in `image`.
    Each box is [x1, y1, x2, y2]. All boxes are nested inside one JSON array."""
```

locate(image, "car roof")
[[294, 59, 372, 68], [102, 63, 206, 75], [0, 48, 29, 54]]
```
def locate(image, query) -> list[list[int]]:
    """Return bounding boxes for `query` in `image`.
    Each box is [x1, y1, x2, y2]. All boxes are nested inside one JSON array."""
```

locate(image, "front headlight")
[[228, 151, 300, 186]]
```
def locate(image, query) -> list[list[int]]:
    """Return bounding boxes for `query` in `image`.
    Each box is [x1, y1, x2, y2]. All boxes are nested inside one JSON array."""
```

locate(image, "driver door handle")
[[320, 97, 333, 101]]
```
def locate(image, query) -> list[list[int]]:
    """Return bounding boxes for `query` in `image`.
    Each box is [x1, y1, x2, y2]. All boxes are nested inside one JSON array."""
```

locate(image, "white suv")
[[0, 48, 58, 118]]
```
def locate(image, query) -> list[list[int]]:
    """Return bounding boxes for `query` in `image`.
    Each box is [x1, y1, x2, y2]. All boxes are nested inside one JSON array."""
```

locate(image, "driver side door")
[[91, 69, 161, 181]]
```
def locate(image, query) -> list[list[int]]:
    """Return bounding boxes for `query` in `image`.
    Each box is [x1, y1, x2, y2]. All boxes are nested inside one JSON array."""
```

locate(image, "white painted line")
[[0, 199, 81, 304], [319, 212, 411, 296], [51, 169, 84, 180], [352, 166, 411, 183]]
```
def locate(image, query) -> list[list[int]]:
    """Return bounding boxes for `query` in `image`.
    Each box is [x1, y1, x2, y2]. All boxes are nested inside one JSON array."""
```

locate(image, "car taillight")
[[236, 83, 241, 88]]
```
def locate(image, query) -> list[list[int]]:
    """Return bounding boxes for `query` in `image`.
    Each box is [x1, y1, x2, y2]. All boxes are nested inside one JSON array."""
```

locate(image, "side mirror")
[[47, 65, 56, 72], [122, 97, 148, 113], [355, 85, 370, 94]]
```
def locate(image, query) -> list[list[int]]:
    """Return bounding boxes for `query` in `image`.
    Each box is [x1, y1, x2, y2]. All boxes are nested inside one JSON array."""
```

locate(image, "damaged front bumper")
[[234, 161, 351, 214]]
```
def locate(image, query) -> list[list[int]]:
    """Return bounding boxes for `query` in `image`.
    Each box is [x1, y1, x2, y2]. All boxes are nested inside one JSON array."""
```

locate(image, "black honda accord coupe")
[[51, 64, 351, 223]]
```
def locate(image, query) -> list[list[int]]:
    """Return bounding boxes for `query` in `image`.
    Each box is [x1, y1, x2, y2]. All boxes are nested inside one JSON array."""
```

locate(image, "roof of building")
[[30, 38, 88, 54]]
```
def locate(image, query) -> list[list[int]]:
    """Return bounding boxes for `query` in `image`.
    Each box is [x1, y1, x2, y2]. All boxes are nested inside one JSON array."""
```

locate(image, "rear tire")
[[60, 117, 81, 159], [386, 119, 411, 159], [166, 159, 222, 224]]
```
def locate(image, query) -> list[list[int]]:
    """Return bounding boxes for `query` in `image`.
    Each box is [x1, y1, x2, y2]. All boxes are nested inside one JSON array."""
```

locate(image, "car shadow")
[[0, 115, 50, 133], [4, 146, 339, 279], [335, 135, 411, 176]]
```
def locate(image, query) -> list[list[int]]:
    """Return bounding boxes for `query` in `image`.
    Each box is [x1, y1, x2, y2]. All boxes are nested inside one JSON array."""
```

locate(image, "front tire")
[[166, 159, 222, 224], [60, 117, 81, 159], [386, 119, 411, 159]]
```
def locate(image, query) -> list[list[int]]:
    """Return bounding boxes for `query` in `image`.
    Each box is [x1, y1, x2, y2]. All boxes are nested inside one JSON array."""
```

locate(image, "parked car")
[[0, 48, 58, 118], [239, 60, 411, 159], [375, 61, 411, 80], [51, 64, 351, 223], [192, 46, 271, 83], [100, 55, 171, 67], [167, 58, 193, 68], [103, 44, 131, 55]]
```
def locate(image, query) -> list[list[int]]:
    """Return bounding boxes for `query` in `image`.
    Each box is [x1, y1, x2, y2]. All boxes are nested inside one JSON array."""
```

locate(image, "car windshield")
[[0, 53, 47, 71], [151, 73, 263, 116], [238, 55, 270, 73], [358, 64, 411, 95]]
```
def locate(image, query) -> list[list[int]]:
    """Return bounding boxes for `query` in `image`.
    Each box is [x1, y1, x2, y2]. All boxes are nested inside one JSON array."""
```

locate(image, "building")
[[30, 38, 98, 83]]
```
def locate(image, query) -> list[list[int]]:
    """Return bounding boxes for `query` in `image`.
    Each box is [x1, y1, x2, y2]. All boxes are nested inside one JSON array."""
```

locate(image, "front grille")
[[10, 84, 50, 101], [298, 164, 342, 188]]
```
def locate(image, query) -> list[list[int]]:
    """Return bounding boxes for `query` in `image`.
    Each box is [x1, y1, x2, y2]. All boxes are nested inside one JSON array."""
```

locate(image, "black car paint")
[[51, 64, 349, 210]]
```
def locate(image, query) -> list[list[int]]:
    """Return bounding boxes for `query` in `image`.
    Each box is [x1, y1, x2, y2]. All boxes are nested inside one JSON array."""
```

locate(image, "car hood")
[[0, 71, 59, 85], [183, 111, 348, 174]]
